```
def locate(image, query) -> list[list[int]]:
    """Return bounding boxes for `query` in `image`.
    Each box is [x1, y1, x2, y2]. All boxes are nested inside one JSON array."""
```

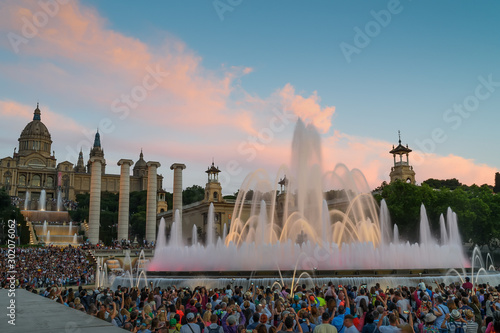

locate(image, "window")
[[46, 177, 54, 187], [19, 175, 26, 186], [213, 192, 218, 201], [32, 175, 41, 187], [4, 171, 12, 191]]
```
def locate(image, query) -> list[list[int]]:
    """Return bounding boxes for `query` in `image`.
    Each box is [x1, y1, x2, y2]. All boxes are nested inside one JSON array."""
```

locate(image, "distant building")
[[0, 104, 163, 205], [389, 131, 416, 184], [158, 161, 242, 245]]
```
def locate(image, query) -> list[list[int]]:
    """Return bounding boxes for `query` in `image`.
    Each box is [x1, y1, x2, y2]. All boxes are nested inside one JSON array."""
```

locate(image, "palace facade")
[[0, 104, 163, 204]]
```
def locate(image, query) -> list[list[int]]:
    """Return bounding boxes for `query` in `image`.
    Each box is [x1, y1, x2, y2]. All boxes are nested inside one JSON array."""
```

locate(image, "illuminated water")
[[149, 120, 467, 272]]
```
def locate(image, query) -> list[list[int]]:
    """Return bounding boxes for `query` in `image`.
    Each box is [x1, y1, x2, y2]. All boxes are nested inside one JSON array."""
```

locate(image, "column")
[[145, 161, 161, 243], [88, 156, 105, 244], [117, 159, 133, 241], [170, 163, 186, 220]]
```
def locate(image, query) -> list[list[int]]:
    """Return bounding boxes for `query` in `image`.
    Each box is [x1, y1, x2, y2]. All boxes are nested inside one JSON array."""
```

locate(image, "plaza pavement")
[[0, 289, 123, 332]]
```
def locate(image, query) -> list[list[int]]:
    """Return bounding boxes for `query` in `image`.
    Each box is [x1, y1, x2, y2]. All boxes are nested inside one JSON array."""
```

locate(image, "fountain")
[[46, 230, 51, 244], [72, 233, 78, 244], [24, 191, 30, 210], [148, 120, 469, 273], [56, 189, 63, 211], [192, 225, 198, 245], [68, 221, 73, 235], [43, 220, 47, 235], [39, 189, 46, 211], [206, 203, 215, 246]]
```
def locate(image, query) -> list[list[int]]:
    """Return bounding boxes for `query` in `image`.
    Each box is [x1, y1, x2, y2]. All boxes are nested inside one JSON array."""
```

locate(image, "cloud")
[[278, 83, 336, 134], [0, 1, 496, 193]]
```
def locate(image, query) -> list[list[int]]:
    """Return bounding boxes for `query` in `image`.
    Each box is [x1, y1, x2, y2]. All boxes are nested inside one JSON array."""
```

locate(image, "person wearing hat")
[[464, 310, 478, 333], [181, 313, 202, 333], [423, 312, 438, 333], [440, 309, 466, 333], [169, 318, 181, 333]]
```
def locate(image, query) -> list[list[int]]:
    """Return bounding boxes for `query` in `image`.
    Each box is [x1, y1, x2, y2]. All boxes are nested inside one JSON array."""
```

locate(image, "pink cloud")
[[0, 1, 496, 193], [279, 83, 336, 134]]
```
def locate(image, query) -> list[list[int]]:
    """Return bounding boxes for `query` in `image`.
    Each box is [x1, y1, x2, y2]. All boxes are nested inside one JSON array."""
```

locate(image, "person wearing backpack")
[[441, 309, 466, 333], [204, 314, 224, 333]]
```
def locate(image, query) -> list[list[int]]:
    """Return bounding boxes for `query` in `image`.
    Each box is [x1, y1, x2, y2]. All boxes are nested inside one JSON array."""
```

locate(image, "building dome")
[[18, 104, 52, 157], [133, 149, 147, 176]]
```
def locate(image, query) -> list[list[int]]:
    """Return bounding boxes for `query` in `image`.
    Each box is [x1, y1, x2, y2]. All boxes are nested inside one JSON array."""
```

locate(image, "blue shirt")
[[331, 308, 351, 333]]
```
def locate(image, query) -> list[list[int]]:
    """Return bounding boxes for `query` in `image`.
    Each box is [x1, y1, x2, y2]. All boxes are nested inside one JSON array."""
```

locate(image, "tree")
[[0, 188, 28, 245], [494, 172, 500, 193], [182, 185, 204, 205], [423, 178, 462, 190], [376, 180, 500, 249]]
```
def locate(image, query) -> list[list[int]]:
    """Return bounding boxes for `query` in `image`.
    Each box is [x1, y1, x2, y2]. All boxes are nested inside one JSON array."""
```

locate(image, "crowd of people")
[[10, 195, 78, 211], [17, 277, 500, 333], [81, 239, 156, 250], [0, 246, 95, 288]]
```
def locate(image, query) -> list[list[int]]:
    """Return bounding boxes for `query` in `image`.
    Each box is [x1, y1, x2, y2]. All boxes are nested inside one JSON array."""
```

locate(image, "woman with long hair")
[[326, 298, 337, 316], [470, 295, 482, 332]]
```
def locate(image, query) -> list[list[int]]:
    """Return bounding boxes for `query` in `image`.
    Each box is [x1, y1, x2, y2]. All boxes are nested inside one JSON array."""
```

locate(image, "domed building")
[[0, 104, 163, 205]]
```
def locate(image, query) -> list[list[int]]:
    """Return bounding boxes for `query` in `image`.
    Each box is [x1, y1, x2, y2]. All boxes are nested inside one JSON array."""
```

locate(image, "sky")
[[0, 0, 499, 194]]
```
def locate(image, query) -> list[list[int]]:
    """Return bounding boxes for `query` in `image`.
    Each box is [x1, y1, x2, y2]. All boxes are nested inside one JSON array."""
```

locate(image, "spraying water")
[[39, 189, 46, 211], [24, 191, 30, 210], [149, 120, 468, 272], [192, 225, 198, 245], [56, 189, 63, 211]]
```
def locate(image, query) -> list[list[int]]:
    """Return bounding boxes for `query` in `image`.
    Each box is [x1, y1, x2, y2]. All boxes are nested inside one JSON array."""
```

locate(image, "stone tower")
[[204, 160, 223, 203], [88, 131, 106, 244], [157, 189, 168, 214], [389, 131, 416, 184]]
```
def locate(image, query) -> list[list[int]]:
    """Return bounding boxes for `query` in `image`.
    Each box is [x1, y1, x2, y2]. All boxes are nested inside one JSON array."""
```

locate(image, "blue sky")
[[0, 0, 499, 192]]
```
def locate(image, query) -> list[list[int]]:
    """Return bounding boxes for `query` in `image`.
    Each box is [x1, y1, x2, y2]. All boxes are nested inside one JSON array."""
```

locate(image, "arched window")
[[32, 175, 41, 187], [46, 176, 54, 188], [206, 191, 209, 200], [213, 192, 218, 201], [19, 174, 26, 186], [3, 171, 12, 190]]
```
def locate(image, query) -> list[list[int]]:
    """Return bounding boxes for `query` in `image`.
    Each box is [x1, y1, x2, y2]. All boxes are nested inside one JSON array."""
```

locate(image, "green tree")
[[377, 180, 500, 249], [182, 185, 204, 205], [0, 188, 28, 245], [422, 178, 462, 190], [494, 172, 500, 194]]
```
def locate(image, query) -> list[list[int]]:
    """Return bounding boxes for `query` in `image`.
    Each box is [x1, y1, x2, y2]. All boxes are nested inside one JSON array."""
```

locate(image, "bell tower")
[[389, 131, 416, 184], [204, 160, 223, 203]]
